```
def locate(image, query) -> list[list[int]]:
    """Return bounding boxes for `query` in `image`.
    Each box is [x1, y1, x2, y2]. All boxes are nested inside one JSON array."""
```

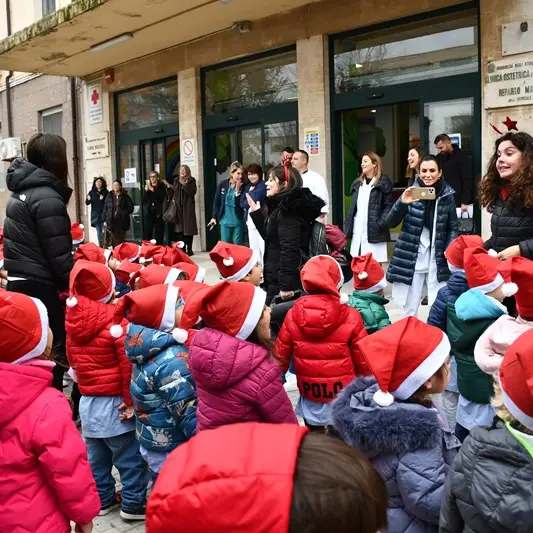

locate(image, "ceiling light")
[[91, 33, 133, 53], [232, 21, 252, 33], [220, 0, 232, 3], [371, 109, 377, 113], [356, 63, 363, 68]]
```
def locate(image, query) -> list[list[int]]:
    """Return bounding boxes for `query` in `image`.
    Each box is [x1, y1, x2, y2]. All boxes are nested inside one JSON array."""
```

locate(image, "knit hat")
[[500, 329, 533, 431], [174, 261, 206, 283], [0, 291, 49, 364], [351, 253, 387, 293], [356, 317, 451, 406], [134, 264, 185, 289], [445, 235, 484, 272], [499, 256, 533, 316], [66, 260, 116, 307], [114, 261, 143, 285], [71, 223, 85, 245], [180, 281, 267, 340], [300, 255, 349, 303], [209, 241, 258, 281], [113, 242, 141, 263], [153, 246, 194, 267], [464, 247, 517, 296], [73, 242, 107, 264], [109, 284, 188, 343]]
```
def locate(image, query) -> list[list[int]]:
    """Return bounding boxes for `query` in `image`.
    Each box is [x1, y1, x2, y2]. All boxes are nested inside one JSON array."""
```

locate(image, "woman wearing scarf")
[[172, 165, 198, 256]]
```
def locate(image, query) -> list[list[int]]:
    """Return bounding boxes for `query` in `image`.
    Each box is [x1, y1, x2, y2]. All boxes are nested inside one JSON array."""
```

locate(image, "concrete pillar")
[[296, 35, 331, 202], [178, 68, 205, 251]]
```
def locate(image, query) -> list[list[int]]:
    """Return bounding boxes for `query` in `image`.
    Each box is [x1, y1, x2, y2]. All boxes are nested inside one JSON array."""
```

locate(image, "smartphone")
[[411, 187, 436, 201]]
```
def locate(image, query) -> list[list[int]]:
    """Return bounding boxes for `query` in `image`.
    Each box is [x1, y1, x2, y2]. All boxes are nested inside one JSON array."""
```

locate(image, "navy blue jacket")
[[427, 272, 469, 332], [385, 181, 458, 286], [240, 180, 267, 217], [211, 179, 244, 223]]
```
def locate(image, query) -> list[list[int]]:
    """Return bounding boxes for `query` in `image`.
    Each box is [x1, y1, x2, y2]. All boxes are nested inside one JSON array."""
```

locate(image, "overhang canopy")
[[0, 0, 320, 77]]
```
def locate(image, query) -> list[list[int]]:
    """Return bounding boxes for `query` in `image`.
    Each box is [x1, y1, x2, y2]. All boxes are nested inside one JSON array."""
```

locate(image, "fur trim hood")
[[331, 377, 442, 456], [267, 187, 324, 223]]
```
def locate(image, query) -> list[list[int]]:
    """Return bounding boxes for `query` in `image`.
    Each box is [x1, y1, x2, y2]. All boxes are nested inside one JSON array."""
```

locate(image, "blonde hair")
[[360, 152, 382, 186], [492, 378, 533, 435]]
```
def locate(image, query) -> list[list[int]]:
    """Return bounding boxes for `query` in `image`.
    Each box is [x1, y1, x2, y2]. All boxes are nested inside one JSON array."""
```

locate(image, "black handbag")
[[162, 197, 180, 225], [457, 213, 476, 235]]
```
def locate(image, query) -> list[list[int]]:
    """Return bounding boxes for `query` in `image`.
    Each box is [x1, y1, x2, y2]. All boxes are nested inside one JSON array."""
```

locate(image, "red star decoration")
[[502, 116, 518, 131]]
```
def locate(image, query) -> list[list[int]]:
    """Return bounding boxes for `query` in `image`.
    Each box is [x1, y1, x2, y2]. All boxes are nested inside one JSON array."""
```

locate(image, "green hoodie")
[[348, 291, 391, 334]]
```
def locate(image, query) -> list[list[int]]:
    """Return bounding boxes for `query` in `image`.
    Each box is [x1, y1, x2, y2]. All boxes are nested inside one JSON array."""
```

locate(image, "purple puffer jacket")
[[189, 327, 298, 431]]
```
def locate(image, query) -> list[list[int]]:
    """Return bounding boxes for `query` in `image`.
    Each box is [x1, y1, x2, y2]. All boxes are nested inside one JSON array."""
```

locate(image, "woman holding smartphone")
[[385, 155, 458, 317]]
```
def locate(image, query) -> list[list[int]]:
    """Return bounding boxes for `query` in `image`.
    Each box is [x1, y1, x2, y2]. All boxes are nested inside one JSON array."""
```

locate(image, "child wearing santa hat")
[[74, 242, 112, 264], [0, 291, 100, 533], [348, 253, 391, 334], [447, 246, 517, 442], [179, 281, 297, 431], [110, 285, 197, 481], [474, 256, 533, 376], [275, 255, 367, 431], [331, 317, 461, 533], [441, 330, 533, 533], [71, 222, 85, 252], [65, 261, 148, 521], [427, 235, 484, 431], [146, 423, 388, 533], [209, 241, 262, 286]]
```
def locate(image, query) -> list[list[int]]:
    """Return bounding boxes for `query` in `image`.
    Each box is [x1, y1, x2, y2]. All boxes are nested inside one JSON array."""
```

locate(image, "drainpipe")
[[70, 77, 82, 221], [5, 0, 13, 137]]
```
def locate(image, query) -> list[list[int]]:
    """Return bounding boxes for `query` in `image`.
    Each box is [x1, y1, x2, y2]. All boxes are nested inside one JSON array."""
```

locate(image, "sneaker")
[[120, 505, 146, 521], [99, 493, 122, 516]]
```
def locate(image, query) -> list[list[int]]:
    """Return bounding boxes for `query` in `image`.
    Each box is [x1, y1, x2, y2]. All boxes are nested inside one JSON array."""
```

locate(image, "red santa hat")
[[153, 246, 194, 267], [71, 223, 85, 245], [174, 261, 206, 283], [300, 255, 348, 303], [73, 242, 107, 264], [357, 317, 451, 406], [66, 260, 115, 307], [209, 241, 258, 282], [180, 281, 267, 340], [134, 264, 185, 289], [499, 256, 533, 316], [113, 242, 141, 263], [172, 280, 207, 303], [114, 261, 143, 285], [109, 284, 188, 343], [445, 235, 484, 272], [499, 329, 533, 431], [350, 253, 386, 293], [464, 247, 517, 297], [0, 291, 49, 364], [140, 240, 165, 264]]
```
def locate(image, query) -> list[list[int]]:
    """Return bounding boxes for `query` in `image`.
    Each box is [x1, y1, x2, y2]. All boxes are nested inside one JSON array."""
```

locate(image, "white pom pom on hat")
[[66, 296, 78, 307], [488, 249, 498, 257], [502, 282, 519, 298], [79, 224, 84, 230], [172, 328, 188, 344], [373, 389, 394, 407], [150, 239, 157, 245], [110, 324, 124, 338], [339, 292, 349, 304], [176, 241, 185, 249], [223, 256, 235, 267], [358, 271, 368, 280]]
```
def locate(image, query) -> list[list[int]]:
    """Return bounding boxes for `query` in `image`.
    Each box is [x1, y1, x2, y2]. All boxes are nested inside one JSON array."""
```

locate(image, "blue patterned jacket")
[[125, 324, 197, 451]]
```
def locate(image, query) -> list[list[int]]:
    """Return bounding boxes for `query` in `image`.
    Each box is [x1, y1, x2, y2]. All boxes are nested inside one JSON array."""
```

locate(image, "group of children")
[[0, 226, 532, 533]]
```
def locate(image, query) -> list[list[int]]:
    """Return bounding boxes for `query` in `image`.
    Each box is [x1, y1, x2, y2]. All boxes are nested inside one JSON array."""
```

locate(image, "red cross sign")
[[91, 88, 100, 106]]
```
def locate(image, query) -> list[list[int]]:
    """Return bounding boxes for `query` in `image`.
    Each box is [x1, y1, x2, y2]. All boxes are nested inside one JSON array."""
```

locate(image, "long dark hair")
[[268, 164, 303, 194], [26, 133, 69, 187], [479, 132, 533, 210], [405, 146, 425, 180], [92, 175, 107, 191]]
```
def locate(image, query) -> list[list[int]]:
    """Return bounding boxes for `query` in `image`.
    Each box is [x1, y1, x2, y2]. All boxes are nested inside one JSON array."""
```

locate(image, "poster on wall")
[[88, 83, 104, 125], [448, 133, 462, 148], [304, 127, 320, 156], [124, 168, 137, 188], [181, 138, 196, 167]]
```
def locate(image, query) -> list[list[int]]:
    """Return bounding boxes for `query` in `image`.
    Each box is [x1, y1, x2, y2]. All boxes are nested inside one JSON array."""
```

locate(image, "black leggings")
[[7, 279, 68, 391]]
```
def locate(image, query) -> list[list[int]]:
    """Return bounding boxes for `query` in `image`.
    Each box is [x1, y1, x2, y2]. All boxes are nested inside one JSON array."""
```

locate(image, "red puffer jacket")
[[66, 296, 132, 404], [275, 294, 369, 403]]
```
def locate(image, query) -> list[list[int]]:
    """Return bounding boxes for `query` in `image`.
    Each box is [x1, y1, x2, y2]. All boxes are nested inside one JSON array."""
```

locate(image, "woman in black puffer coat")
[[102, 180, 134, 246], [4, 133, 73, 390], [248, 164, 324, 305], [385, 156, 458, 317]]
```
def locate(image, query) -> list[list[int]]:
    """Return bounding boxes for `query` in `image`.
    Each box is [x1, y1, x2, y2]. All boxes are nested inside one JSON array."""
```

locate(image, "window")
[[42, 0, 57, 17], [41, 106, 63, 136]]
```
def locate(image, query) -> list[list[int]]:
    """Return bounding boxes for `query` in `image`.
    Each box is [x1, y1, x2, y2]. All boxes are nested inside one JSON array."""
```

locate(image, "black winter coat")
[[250, 188, 324, 303], [385, 180, 458, 286], [435, 146, 473, 207], [142, 183, 167, 217], [85, 185, 108, 226], [484, 192, 533, 259], [102, 191, 134, 231], [440, 419, 533, 533], [4, 158, 73, 290], [343, 175, 393, 242]]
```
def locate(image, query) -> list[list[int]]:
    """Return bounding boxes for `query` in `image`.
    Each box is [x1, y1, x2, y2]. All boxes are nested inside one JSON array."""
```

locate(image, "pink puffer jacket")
[[0, 362, 100, 533], [189, 328, 298, 431]]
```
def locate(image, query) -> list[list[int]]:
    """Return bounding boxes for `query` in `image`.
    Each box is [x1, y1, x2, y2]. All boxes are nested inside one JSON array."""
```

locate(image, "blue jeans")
[[220, 223, 244, 245], [86, 432, 148, 510], [94, 220, 103, 246]]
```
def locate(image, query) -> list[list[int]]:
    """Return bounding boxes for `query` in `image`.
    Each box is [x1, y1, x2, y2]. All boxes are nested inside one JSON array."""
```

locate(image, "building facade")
[[0, 0, 530, 247]]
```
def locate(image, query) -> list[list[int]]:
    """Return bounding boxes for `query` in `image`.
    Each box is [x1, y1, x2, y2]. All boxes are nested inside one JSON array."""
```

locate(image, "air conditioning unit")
[[0, 137, 22, 161]]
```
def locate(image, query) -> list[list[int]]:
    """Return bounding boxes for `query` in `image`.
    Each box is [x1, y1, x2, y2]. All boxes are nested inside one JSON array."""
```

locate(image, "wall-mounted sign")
[[304, 127, 320, 156], [88, 83, 104, 125], [84, 132, 109, 160], [449, 133, 462, 149], [124, 168, 137, 185], [181, 138, 196, 167], [485, 57, 533, 109]]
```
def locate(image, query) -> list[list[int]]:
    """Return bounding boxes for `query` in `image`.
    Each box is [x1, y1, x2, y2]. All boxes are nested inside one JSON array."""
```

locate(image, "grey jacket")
[[331, 377, 460, 533], [440, 420, 533, 533]]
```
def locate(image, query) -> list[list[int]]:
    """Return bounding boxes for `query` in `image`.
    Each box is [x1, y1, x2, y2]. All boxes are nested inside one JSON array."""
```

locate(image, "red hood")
[[0, 363, 51, 426], [65, 295, 114, 344], [147, 422, 308, 532]]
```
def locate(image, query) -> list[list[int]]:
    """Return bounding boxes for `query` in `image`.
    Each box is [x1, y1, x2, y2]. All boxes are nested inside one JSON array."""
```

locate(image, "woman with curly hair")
[[480, 132, 533, 261]]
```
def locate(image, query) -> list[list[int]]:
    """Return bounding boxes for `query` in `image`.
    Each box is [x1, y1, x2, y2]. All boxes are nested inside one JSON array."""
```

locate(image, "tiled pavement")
[[75, 251, 428, 532]]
